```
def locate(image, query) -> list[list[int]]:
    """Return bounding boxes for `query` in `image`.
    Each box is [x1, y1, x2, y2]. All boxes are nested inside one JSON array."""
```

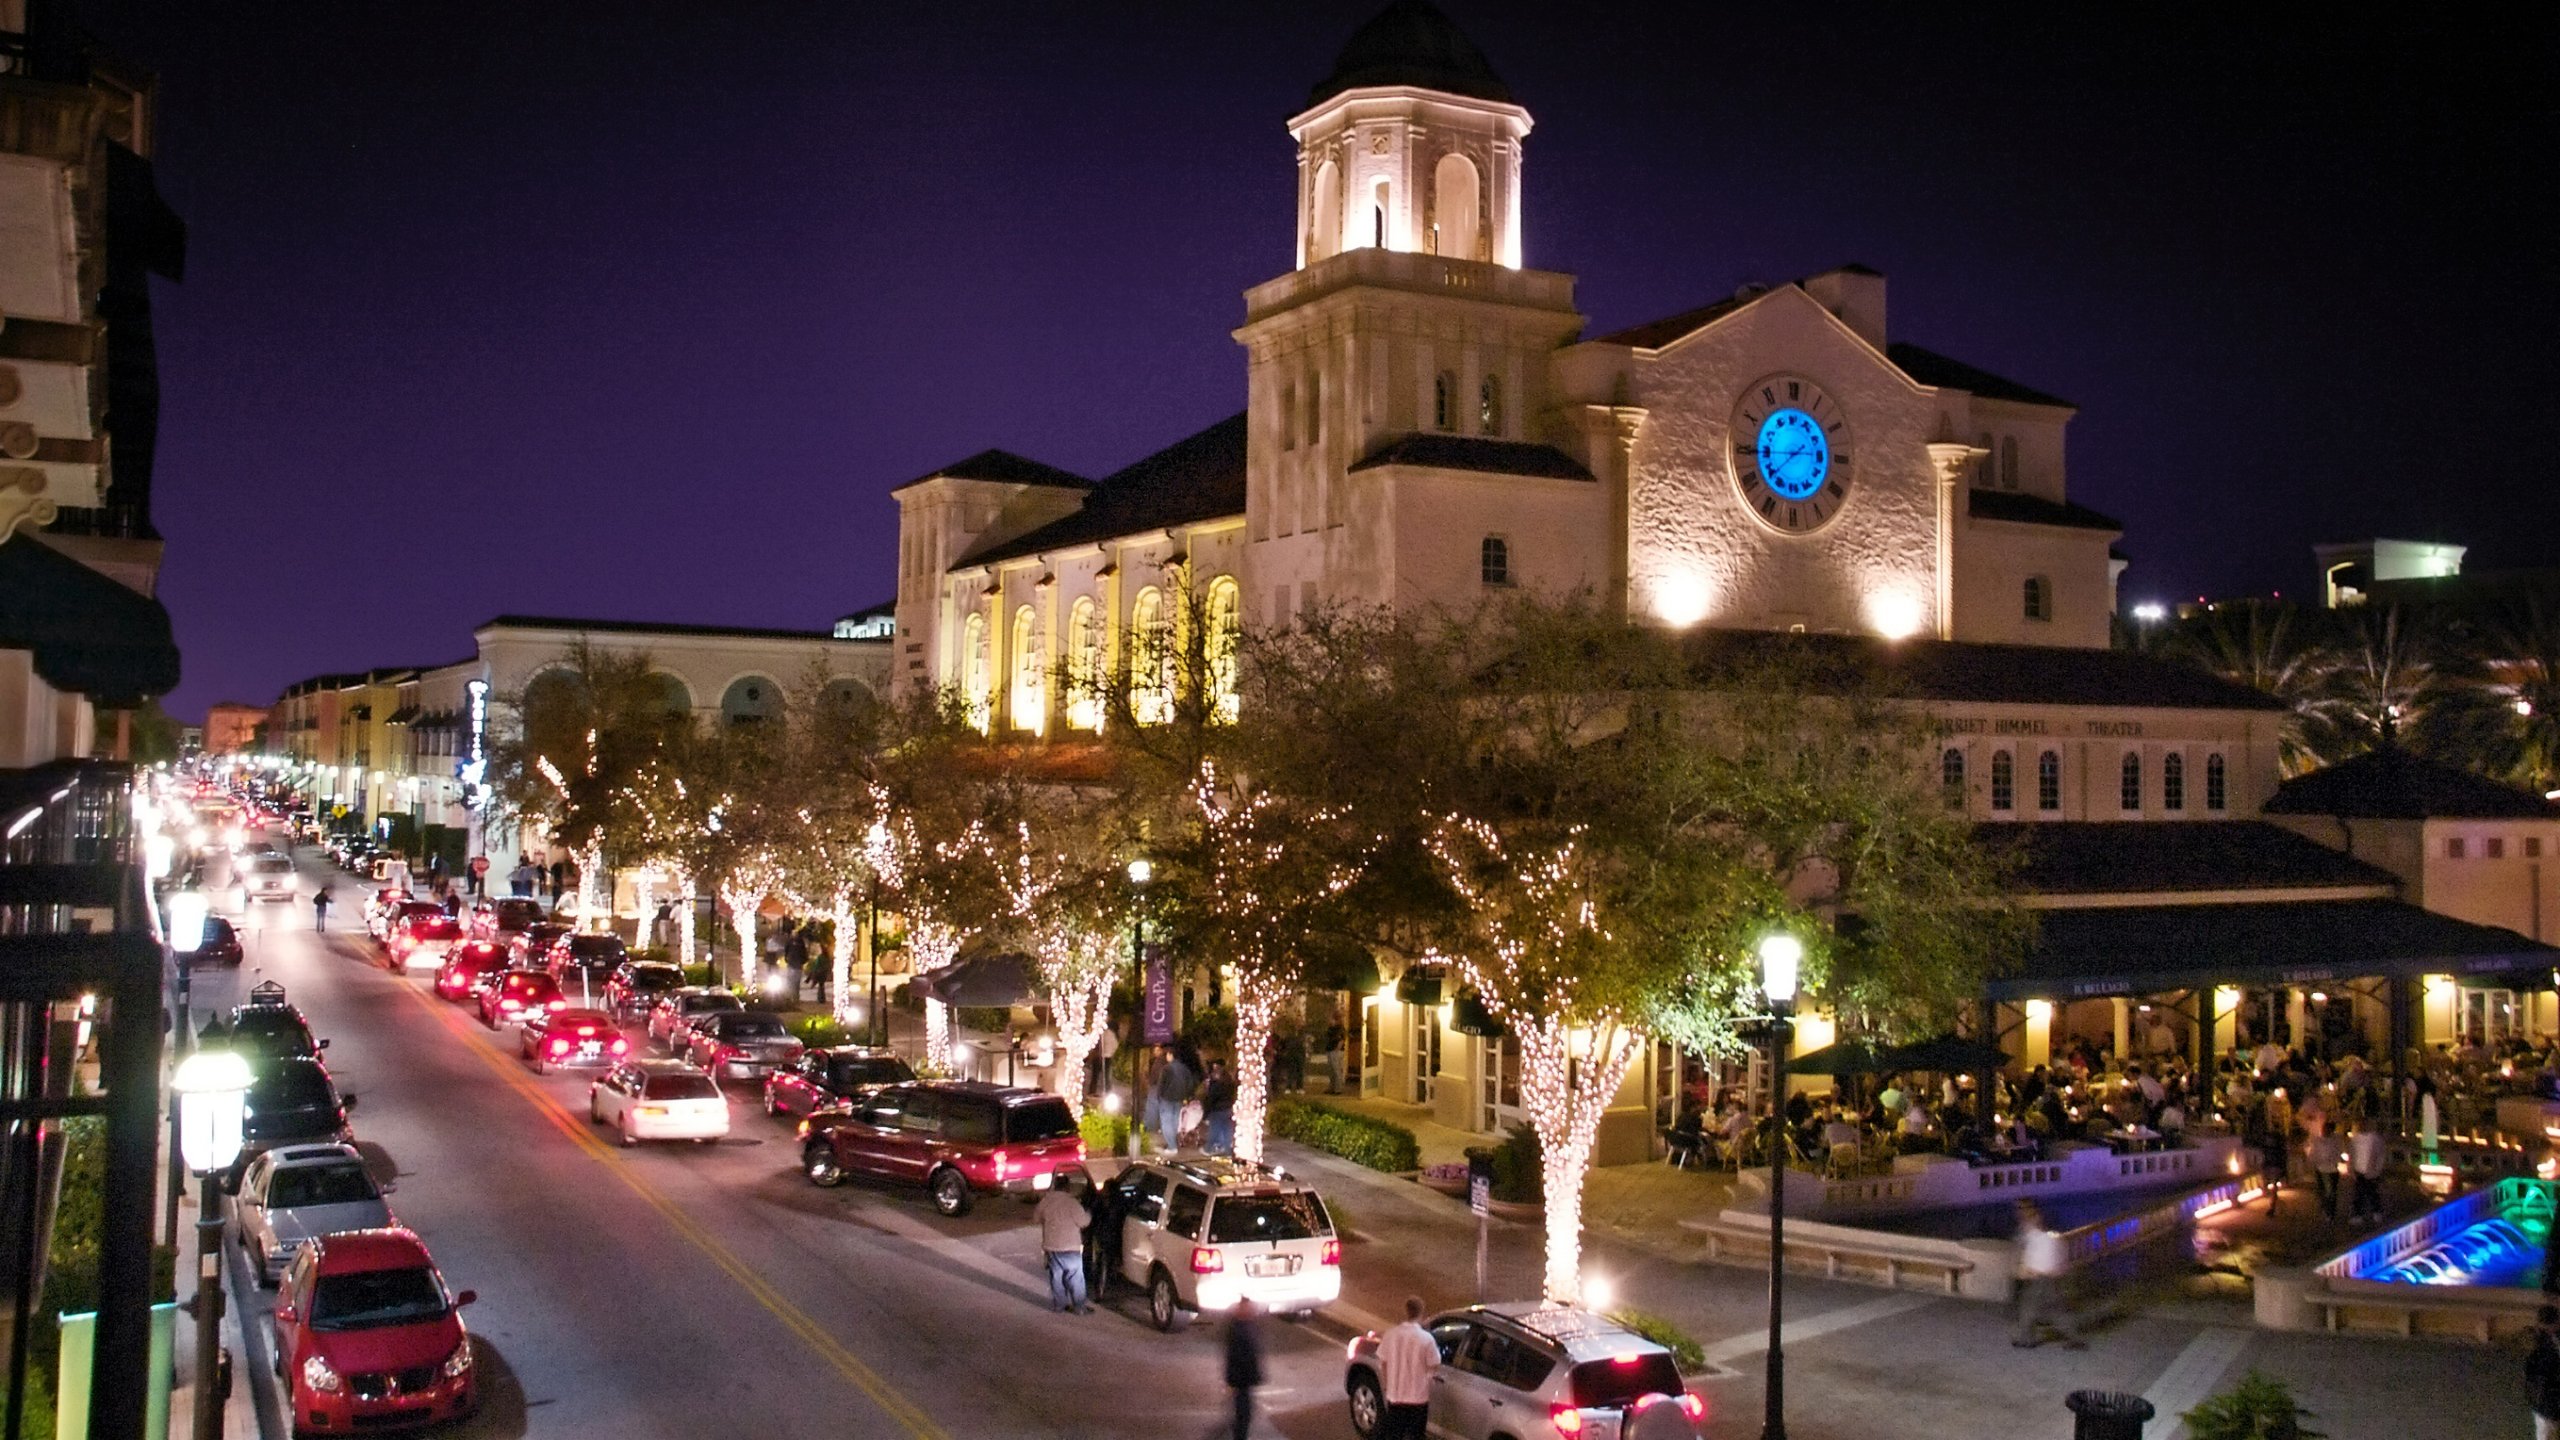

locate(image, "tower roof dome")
[[1309, 0, 1514, 108]]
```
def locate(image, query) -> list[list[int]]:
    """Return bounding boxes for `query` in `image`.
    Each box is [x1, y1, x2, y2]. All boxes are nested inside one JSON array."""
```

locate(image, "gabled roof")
[[1677, 629, 2289, 712], [0, 534, 180, 705], [1968, 490, 2122, 533], [892, 449, 1090, 495], [956, 413, 1247, 571], [1978, 821, 2398, 897], [1349, 434, 1593, 481], [1309, 0, 1514, 108], [1590, 292, 1757, 350], [1887, 343, 2073, 409], [2264, 746, 2560, 821]]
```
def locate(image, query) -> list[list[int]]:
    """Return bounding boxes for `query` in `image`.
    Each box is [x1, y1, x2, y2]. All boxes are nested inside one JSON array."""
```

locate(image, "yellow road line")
[[390, 976, 948, 1440]]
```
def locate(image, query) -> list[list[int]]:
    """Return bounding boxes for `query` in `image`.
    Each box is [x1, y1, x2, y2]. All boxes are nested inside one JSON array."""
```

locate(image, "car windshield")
[[568, 937, 624, 957], [254, 858, 294, 874], [1003, 1099, 1078, 1144], [725, 1016, 788, 1039], [643, 1073, 720, 1100], [835, 1058, 911, 1088], [628, 967, 680, 991], [1206, 1191, 1332, 1244], [268, 1162, 377, 1209], [1568, 1352, 1685, 1409], [307, 1266, 446, 1331], [685, 994, 743, 1015]]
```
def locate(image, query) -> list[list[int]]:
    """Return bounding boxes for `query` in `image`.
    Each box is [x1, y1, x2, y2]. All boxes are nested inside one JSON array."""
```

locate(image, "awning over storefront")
[[0, 535, 179, 705], [1991, 898, 2560, 1000]]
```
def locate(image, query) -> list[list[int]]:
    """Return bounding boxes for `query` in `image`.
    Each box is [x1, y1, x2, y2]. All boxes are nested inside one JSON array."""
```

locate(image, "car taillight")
[[1073, 1139, 1086, 1162], [548, 1000, 566, 1011], [1677, 1393, 1705, 1423], [1549, 1405, 1585, 1437], [1320, 1237, 1341, 1266], [1190, 1246, 1223, 1274], [611, 1038, 629, 1055], [550, 1038, 570, 1056], [575, 1025, 596, 1037], [992, 1149, 1009, 1180], [499, 998, 521, 1011]]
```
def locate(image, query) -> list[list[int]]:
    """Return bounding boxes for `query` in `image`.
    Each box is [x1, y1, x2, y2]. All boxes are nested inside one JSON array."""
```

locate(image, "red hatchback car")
[[274, 1227, 476, 1433], [799, 1081, 1084, 1217], [432, 941, 509, 1002], [476, 970, 564, 1029]]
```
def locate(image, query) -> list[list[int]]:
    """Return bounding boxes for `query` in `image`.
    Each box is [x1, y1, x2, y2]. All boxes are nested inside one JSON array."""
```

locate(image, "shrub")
[[956, 1005, 1012, 1034], [1606, 1307, 1705, 1374], [1268, 1098, 1420, 1173], [680, 962, 717, 987], [1181, 1004, 1235, 1058], [790, 1015, 851, 1048], [1486, 1124, 1542, 1203], [1080, 1109, 1131, 1155], [2182, 1372, 2325, 1440]]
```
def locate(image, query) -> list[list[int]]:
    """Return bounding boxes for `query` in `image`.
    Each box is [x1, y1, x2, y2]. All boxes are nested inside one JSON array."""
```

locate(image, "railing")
[[2060, 1172, 2260, 1271], [36, 504, 155, 541]]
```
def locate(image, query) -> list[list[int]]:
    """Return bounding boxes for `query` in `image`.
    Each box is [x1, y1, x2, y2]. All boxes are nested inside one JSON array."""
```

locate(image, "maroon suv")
[[798, 1081, 1083, 1217]]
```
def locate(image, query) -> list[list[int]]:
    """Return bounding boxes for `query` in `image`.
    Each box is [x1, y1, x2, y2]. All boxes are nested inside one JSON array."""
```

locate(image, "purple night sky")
[[72, 2, 2557, 719]]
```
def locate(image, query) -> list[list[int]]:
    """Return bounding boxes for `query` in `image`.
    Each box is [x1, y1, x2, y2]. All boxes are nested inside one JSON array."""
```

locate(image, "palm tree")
[[2162, 601, 2336, 774]]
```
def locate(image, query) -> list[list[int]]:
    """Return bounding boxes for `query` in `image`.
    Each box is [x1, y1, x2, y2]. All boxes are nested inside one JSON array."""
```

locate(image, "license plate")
[[1031, 1172, 1053, 1190], [1245, 1255, 1297, 1278], [577, 1043, 601, 1059]]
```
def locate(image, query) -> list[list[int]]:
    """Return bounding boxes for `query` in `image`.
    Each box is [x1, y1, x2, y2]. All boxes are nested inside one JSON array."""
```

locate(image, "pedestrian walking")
[[311, 885, 333, 932], [2306, 1123, 2344, 1220], [651, 899, 674, 950], [1035, 1169, 1092, 1314], [1202, 1059, 1237, 1155], [2009, 1199, 2084, 1349], [2530, 1304, 2560, 1440], [2348, 1117, 2387, 1225], [467, 853, 489, 898], [1375, 1296, 1439, 1440], [1224, 1297, 1264, 1440]]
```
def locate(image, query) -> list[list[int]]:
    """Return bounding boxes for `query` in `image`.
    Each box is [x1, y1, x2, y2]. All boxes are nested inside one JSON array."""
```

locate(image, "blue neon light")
[[1756, 408, 1830, 501]]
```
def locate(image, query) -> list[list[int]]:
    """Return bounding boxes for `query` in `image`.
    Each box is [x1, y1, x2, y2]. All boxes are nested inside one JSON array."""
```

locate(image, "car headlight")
[[302, 1353, 343, 1393], [442, 1339, 473, 1379]]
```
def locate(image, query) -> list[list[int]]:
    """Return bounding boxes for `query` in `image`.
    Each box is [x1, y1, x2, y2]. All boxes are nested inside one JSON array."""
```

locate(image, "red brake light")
[[1320, 1237, 1341, 1266], [1677, 1393, 1705, 1423], [1073, 1139, 1086, 1162], [1549, 1405, 1586, 1437], [550, 1038, 570, 1055], [611, 1038, 629, 1055], [992, 1148, 1009, 1180], [575, 1025, 596, 1037], [1190, 1245, 1223, 1274]]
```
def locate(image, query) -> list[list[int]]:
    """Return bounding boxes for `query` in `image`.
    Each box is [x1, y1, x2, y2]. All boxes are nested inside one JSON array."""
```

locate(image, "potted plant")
[[2182, 1372, 2324, 1440]]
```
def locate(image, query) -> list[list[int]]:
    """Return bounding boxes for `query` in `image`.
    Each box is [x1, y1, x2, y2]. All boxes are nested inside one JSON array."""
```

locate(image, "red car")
[[274, 1227, 476, 1431], [476, 970, 564, 1029], [432, 942, 508, 1002], [519, 1007, 629, 1073], [764, 1046, 914, 1121], [800, 1082, 1084, 1217]]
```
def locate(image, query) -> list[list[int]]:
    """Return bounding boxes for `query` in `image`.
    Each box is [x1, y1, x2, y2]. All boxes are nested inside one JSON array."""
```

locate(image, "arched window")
[[1372, 179, 1390, 249], [1204, 577, 1241, 725], [1310, 160, 1341, 263], [2023, 575, 2052, 622], [1481, 535, 1510, 587], [1941, 747, 1967, 810], [652, 673, 692, 717], [2000, 436, 2020, 490], [1130, 587, 1172, 725], [2119, 751, 2143, 812], [721, 674, 780, 727], [1009, 605, 1043, 734], [1480, 373, 1503, 435], [1065, 596, 1102, 731], [1975, 432, 1995, 487], [2162, 751, 2186, 811], [959, 614, 990, 732], [1433, 152, 1480, 261], [1433, 371, 1457, 431], [1990, 750, 2016, 812], [2037, 749, 2062, 812], [2205, 753, 2228, 811]]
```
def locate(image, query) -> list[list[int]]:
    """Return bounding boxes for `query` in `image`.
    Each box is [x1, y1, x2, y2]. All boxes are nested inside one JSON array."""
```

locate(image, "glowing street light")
[[172, 1047, 250, 1440], [1755, 930, 1803, 1440]]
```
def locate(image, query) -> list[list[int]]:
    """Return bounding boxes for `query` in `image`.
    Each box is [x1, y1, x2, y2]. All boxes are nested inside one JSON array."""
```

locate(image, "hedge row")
[[1267, 1098, 1420, 1173]]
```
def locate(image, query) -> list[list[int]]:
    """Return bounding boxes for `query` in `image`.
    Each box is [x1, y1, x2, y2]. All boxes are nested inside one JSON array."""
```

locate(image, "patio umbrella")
[[1784, 1038, 1893, 1076], [921, 951, 1039, 1008], [1883, 1033, 2010, 1074]]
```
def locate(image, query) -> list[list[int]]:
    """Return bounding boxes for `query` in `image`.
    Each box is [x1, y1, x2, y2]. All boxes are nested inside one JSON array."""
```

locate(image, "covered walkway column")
[[2111, 996, 2131, 1060], [2286, 986, 2308, 1050]]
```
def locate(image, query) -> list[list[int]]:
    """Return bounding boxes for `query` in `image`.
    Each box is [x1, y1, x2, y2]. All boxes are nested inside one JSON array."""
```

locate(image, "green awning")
[[0, 536, 179, 705]]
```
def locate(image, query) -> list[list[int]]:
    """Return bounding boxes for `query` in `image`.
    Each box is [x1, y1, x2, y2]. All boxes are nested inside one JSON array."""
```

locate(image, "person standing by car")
[[1035, 1169, 1091, 1314], [1223, 1297, 1264, 1440], [1202, 1060, 1237, 1155], [1375, 1296, 1439, 1439], [1153, 1046, 1197, 1153], [311, 884, 332, 933]]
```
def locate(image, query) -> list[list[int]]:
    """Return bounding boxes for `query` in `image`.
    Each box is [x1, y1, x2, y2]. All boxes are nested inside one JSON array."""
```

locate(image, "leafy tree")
[[483, 641, 690, 927], [2160, 601, 2337, 774]]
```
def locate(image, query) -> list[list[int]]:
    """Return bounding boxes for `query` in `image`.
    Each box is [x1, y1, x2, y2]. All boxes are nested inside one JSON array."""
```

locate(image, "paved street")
[[182, 845, 2518, 1440]]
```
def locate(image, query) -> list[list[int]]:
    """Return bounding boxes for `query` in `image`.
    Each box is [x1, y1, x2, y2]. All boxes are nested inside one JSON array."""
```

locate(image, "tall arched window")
[[1065, 596, 1102, 731], [2205, 753, 2228, 811], [2037, 749, 2062, 812], [1204, 577, 1241, 725], [2162, 751, 2186, 811], [1433, 371, 1457, 431], [653, 673, 693, 717], [960, 613, 990, 733], [721, 674, 780, 727], [2023, 575, 2052, 622], [1310, 160, 1341, 263], [2000, 436, 2021, 490], [1009, 606, 1043, 734], [1433, 152, 1480, 260], [1130, 587, 1172, 725], [1941, 747, 1967, 810], [2120, 751, 2143, 812], [1371, 179, 1390, 249], [1480, 374, 1503, 435], [1990, 750, 2016, 812]]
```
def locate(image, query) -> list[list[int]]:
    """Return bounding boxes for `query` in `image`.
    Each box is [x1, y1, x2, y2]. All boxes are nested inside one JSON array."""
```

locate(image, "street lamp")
[[1126, 857, 1152, 1156], [172, 1049, 250, 1440], [1756, 932, 1802, 1440]]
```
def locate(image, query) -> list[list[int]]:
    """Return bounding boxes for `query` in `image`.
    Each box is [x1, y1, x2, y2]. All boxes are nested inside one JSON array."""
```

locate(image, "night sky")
[[72, 2, 2558, 719]]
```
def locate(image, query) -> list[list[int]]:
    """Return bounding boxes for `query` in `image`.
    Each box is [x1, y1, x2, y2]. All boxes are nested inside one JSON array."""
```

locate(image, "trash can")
[[2064, 1390, 2154, 1440]]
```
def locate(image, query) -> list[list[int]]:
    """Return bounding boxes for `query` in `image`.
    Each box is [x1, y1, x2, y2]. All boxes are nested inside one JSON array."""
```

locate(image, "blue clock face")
[[1756, 408, 1830, 500]]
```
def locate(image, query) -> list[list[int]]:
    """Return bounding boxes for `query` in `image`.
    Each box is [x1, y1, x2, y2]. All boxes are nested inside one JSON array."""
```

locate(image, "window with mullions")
[[2162, 752, 2185, 811], [1481, 536, 1510, 587], [2037, 749, 2062, 812], [2205, 753, 2227, 811], [1941, 747, 1966, 810], [2120, 751, 2143, 812], [1990, 750, 2015, 812]]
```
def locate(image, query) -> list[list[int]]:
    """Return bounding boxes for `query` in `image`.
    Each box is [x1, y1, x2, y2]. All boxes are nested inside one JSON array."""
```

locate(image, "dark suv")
[[798, 1082, 1084, 1217], [545, 934, 629, 999]]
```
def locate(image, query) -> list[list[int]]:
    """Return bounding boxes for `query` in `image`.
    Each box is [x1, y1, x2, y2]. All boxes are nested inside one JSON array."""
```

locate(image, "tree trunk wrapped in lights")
[[908, 919, 962, 1070], [632, 867, 655, 950], [828, 903, 859, 1026]]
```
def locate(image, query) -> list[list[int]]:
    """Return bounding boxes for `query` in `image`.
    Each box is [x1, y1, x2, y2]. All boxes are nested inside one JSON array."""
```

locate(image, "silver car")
[[1344, 1302, 1703, 1440], [231, 1143, 394, 1286]]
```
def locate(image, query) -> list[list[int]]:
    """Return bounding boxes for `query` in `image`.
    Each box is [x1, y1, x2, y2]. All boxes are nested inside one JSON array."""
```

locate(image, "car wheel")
[[251, 1240, 275, 1288], [619, 1117, 638, 1148], [1346, 1373, 1385, 1439], [929, 1166, 972, 1217], [803, 1143, 844, 1188], [1148, 1269, 1184, 1332], [589, 1097, 603, 1125]]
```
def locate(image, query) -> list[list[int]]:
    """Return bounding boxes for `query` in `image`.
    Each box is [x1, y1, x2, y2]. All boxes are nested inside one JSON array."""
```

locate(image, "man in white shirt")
[[1374, 1295, 1440, 1439], [2010, 1200, 2085, 1349]]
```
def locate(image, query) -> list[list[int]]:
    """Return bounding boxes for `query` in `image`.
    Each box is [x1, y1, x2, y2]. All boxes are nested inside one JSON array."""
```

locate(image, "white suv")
[[238, 854, 297, 903], [1102, 1155, 1340, 1331], [1344, 1303, 1702, 1440]]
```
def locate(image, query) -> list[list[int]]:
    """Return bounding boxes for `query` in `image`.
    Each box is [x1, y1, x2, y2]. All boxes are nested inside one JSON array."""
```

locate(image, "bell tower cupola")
[[1290, 0, 1530, 270]]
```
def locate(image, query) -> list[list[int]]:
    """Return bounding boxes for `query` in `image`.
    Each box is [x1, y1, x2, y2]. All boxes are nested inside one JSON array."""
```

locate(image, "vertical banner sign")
[[457, 678, 490, 793], [1142, 942, 1174, 1045]]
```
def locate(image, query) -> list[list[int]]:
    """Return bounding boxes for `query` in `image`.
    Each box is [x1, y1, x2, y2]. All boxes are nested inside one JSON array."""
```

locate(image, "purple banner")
[[1142, 942, 1174, 1045]]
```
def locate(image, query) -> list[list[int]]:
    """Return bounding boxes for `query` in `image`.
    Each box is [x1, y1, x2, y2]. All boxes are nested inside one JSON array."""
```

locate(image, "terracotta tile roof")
[[1348, 434, 1593, 480], [2264, 746, 2560, 820], [1968, 490, 2122, 532], [955, 413, 1246, 571]]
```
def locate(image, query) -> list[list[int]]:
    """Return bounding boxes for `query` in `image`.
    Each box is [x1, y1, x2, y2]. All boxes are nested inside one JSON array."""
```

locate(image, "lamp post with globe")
[[1756, 932, 1802, 1440], [172, 1049, 250, 1440], [1125, 857, 1153, 1154]]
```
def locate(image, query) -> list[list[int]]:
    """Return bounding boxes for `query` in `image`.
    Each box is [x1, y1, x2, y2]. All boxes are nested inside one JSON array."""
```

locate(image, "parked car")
[[508, 922, 570, 968], [273, 1228, 477, 1431], [763, 1046, 913, 1121], [476, 970, 565, 1029], [216, 983, 328, 1070], [486, 897, 545, 936], [1106, 1156, 1341, 1330], [604, 960, 683, 1021], [1343, 1302, 1703, 1440], [683, 1010, 804, 1082], [389, 913, 465, 972], [360, 886, 409, 937], [432, 942, 510, 1002], [233, 1142, 394, 1286], [520, 1007, 629, 1073], [588, 1060, 730, 1146], [648, 987, 743, 1051], [234, 1056, 354, 1182], [798, 1082, 1084, 1217], [238, 852, 298, 904], [182, 916, 244, 969], [544, 934, 629, 1000]]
